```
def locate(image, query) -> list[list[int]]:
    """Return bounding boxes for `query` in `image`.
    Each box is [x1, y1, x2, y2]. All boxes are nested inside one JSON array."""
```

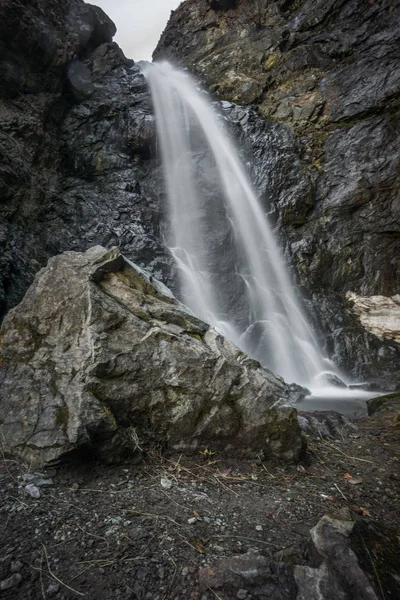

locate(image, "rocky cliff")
[[0, 0, 174, 323], [1, 0, 399, 386], [154, 0, 400, 384]]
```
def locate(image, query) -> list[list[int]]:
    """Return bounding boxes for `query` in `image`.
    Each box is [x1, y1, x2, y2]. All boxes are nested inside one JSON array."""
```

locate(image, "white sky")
[[93, 0, 182, 61]]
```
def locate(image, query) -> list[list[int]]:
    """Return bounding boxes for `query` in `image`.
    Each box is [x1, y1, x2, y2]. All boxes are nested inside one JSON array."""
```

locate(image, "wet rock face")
[[221, 103, 400, 385], [0, 246, 302, 466], [155, 0, 400, 384], [0, 0, 174, 322]]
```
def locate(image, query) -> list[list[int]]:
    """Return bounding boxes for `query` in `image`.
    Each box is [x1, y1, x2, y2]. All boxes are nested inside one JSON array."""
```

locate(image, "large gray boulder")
[[0, 247, 302, 466]]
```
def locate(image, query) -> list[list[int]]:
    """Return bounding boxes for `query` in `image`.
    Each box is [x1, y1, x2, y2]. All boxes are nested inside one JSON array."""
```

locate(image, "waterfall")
[[142, 61, 339, 388]]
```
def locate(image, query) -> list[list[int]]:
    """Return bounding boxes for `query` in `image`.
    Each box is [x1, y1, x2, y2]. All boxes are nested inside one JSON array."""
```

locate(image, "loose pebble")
[[25, 484, 40, 499], [0, 573, 22, 591], [160, 477, 173, 490], [11, 560, 23, 573]]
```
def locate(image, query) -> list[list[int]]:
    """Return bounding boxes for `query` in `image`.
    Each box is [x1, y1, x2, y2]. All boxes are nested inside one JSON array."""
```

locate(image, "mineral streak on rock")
[[347, 293, 400, 344], [0, 247, 302, 466]]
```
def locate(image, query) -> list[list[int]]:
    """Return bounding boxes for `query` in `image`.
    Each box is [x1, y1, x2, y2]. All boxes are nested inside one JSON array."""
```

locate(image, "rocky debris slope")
[[200, 512, 383, 600], [0, 0, 173, 322], [0, 246, 302, 465], [1, 402, 399, 599], [155, 0, 400, 385]]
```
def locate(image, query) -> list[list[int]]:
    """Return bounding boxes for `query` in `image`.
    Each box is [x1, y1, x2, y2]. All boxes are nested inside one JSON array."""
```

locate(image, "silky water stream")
[[142, 61, 380, 417]]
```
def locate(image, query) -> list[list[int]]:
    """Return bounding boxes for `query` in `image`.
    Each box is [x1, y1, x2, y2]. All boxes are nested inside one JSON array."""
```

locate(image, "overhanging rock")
[[0, 247, 302, 465]]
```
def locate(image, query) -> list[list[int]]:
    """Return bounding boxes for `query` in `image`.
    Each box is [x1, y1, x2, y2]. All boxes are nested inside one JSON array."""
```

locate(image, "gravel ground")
[[0, 410, 399, 599]]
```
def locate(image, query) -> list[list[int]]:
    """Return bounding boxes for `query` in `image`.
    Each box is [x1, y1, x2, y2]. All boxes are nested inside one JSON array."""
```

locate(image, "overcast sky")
[[94, 0, 182, 61]]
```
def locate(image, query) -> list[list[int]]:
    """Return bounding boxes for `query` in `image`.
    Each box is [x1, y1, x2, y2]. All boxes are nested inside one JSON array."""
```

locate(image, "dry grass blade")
[[69, 564, 94, 582], [334, 483, 348, 501], [213, 534, 277, 547], [213, 475, 239, 496], [362, 538, 386, 600], [257, 454, 276, 478], [207, 585, 224, 600], [0, 433, 20, 483], [76, 524, 109, 549], [40, 547, 46, 599], [160, 489, 189, 510], [322, 441, 374, 464], [42, 545, 85, 596]]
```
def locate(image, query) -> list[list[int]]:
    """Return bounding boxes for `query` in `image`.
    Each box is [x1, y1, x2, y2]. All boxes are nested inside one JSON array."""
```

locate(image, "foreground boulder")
[[199, 511, 398, 599], [0, 247, 301, 465]]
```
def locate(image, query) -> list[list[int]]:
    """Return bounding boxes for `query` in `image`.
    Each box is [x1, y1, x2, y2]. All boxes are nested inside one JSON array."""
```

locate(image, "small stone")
[[11, 560, 23, 573], [47, 583, 60, 595], [160, 477, 173, 490], [96, 521, 104, 528], [22, 473, 53, 487], [0, 573, 22, 591], [255, 525, 263, 531], [181, 567, 189, 576], [25, 484, 40, 499], [237, 590, 248, 600], [188, 517, 197, 525]]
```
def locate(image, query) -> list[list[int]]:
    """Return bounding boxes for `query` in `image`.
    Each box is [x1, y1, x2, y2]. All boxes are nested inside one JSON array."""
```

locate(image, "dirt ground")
[[1, 409, 399, 600]]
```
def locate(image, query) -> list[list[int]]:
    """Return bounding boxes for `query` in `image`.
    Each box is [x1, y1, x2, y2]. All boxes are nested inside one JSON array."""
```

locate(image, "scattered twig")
[[207, 585, 224, 600], [160, 489, 189, 510], [48, 494, 87, 514], [69, 564, 94, 582], [164, 551, 178, 595], [40, 547, 46, 599], [42, 544, 85, 596], [213, 475, 239, 496], [7, 496, 30, 508], [322, 441, 374, 464], [77, 559, 115, 566], [175, 531, 199, 552], [257, 455, 276, 478], [0, 433, 20, 483], [76, 524, 109, 549], [213, 534, 277, 547], [334, 483, 348, 501], [362, 538, 386, 600]]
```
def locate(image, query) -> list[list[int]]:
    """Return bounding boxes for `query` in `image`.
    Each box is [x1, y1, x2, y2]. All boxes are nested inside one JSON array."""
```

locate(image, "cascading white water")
[[142, 61, 339, 388]]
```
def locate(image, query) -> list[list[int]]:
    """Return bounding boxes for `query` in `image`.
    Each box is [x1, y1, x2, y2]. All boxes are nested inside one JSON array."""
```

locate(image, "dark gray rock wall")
[[0, 0, 174, 321]]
